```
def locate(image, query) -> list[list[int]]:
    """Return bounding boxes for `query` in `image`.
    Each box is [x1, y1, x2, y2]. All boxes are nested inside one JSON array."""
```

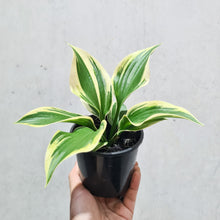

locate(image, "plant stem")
[[101, 135, 107, 142], [109, 102, 121, 140], [108, 132, 118, 145], [99, 112, 104, 121]]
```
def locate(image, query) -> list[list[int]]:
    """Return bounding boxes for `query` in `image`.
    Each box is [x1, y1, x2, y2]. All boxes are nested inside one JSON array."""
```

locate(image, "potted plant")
[[16, 44, 202, 197]]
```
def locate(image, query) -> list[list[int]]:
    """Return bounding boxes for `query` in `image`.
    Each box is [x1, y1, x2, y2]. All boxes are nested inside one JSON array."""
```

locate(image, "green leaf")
[[45, 120, 107, 186], [112, 45, 159, 106], [118, 101, 203, 132], [16, 107, 96, 130], [69, 44, 112, 119], [107, 102, 127, 125]]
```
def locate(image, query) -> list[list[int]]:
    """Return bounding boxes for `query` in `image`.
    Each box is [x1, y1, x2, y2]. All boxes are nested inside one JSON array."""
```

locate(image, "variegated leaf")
[[45, 120, 107, 185], [69, 44, 112, 120], [92, 141, 108, 152], [118, 101, 203, 132], [82, 100, 100, 118], [16, 107, 96, 130], [112, 45, 159, 106]]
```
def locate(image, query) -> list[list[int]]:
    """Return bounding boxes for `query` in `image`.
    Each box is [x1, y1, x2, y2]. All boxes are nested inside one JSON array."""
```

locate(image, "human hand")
[[69, 162, 141, 220]]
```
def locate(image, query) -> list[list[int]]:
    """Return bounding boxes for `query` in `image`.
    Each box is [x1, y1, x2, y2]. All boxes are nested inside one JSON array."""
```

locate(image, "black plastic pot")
[[71, 125, 144, 198]]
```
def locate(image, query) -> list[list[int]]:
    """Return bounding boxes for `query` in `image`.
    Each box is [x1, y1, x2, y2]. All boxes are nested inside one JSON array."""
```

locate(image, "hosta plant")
[[16, 44, 202, 186]]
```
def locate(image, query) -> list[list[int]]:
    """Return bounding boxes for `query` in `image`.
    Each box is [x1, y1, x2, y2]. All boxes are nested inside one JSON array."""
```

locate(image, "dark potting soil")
[[71, 115, 142, 153], [97, 130, 141, 153], [89, 115, 141, 153]]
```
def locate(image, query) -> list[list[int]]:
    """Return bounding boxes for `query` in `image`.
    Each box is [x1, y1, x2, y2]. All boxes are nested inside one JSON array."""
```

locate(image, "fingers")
[[123, 162, 141, 213], [68, 162, 82, 194]]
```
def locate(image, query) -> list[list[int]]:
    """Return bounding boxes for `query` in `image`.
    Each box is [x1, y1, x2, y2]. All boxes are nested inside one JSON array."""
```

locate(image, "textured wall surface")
[[1, 0, 220, 219]]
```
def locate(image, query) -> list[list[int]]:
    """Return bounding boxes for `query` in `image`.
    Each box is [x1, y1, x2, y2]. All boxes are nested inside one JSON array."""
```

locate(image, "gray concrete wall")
[[1, 0, 220, 219]]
